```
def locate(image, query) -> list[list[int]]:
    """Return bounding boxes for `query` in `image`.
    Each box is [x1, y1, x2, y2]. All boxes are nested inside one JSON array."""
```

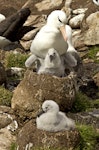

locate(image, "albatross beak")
[[60, 26, 67, 41], [37, 109, 45, 117]]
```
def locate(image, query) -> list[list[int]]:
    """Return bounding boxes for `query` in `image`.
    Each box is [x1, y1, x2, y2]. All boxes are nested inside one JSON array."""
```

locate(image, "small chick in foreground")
[[36, 100, 75, 132]]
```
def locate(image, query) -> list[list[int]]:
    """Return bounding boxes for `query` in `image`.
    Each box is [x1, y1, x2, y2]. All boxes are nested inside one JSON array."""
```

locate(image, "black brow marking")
[[58, 16, 62, 23]]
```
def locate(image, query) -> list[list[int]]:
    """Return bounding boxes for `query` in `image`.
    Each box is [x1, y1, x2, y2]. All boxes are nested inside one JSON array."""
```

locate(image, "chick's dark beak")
[[49, 55, 54, 62], [37, 109, 45, 117]]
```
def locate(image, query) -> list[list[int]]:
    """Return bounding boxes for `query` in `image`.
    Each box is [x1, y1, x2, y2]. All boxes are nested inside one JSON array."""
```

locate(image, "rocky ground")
[[0, 0, 99, 150]]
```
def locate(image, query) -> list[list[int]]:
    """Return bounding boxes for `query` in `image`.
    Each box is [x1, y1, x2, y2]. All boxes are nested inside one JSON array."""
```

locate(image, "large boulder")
[[84, 12, 99, 45], [69, 14, 85, 29], [11, 70, 77, 119], [17, 120, 80, 150], [72, 12, 99, 48]]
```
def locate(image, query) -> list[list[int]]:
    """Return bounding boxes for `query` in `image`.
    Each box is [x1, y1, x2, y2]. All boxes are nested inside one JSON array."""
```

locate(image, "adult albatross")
[[28, 10, 81, 69], [0, 8, 31, 48]]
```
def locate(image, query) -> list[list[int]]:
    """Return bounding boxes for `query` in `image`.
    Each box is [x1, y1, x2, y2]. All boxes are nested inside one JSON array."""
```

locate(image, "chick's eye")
[[58, 17, 62, 23]]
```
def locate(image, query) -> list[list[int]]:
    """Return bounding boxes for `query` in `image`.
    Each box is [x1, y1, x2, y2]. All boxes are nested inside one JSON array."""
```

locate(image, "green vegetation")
[[10, 143, 67, 150], [87, 46, 99, 63], [71, 91, 91, 113], [71, 91, 99, 150], [0, 86, 13, 106], [30, 147, 73, 150], [91, 99, 99, 108], [75, 124, 99, 150], [10, 143, 17, 150], [72, 92, 99, 113], [5, 52, 29, 68]]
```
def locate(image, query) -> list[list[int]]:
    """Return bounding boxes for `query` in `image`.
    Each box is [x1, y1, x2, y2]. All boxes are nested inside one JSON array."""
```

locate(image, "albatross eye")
[[58, 17, 62, 23]]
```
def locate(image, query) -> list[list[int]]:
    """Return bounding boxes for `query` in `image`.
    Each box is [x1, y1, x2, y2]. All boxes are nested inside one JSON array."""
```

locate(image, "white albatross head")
[[47, 10, 67, 41], [42, 100, 59, 114], [44, 48, 61, 68], [92, 0, 99, 6]]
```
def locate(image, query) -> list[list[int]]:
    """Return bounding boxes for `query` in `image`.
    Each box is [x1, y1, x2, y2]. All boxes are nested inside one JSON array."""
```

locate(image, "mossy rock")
[[12, 70, 76, 119], [17, 120, 80, 150]]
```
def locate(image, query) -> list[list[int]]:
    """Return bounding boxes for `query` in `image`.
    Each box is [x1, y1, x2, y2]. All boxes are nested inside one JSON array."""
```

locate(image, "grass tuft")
[[5, 53, 29, 68], [71, 92, 91, 113], [87, 46, 99, 63], [0, 86, 13, 106], [75, 124, 99, 150]]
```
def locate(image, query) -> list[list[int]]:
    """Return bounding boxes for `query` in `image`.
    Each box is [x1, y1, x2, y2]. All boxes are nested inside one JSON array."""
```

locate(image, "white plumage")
[[36, 100, 75, 132], [92, 0, 99, 6], [25, 48, 65, 77], [29, 10, 80, 67]]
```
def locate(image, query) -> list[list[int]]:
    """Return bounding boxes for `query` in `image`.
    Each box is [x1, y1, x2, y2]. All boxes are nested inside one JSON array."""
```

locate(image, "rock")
[[0, 62, 7, 86], [69, 109, 99, 129], [11, 70, 77, 119], [72, 30, 85, 49], [6, 67, 25, 78], [37, 0, 64, 13], [71, 2, 99, 48], [0, 106, 17, 150], [71, 0, 99, 32], [21, 28, 40, 41], [0, 113, 12, 129], [0, 14, 6, 22], [20, 40, 32, 51], [69, 14, 85, 29], [96, 52, 99, 57], [84, 12, 99, 45], [89, 109, 99, 119], [0, 128, 16, 150], [2, 42, 21, 51], [17, 120, 80, 150], [72, 8, 88, 15], [24, 14, 46, 27], [83, 58, 94, 64], [22, 0, 66, 15], [0, 105, 13, 114], [96, 52, 99, 61], [93, 72, 99, 87]]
